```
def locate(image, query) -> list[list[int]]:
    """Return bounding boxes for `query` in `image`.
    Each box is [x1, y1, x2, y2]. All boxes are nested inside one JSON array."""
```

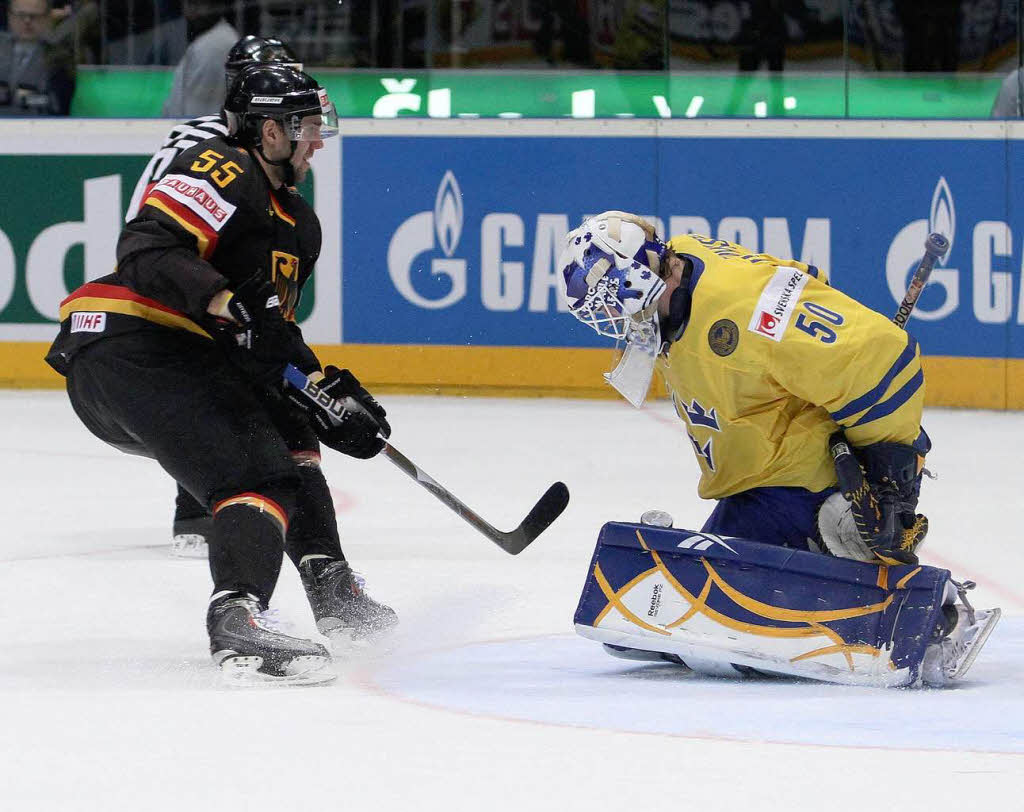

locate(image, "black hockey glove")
[[213, 276, 307, 385], [828, 431, 930, 565], [287, 367, 388, 459], [316, 366, 391, 439]]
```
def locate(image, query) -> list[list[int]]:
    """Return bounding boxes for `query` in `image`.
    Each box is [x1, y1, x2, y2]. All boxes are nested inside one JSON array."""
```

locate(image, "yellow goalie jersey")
[[658, 234, 925, 499]]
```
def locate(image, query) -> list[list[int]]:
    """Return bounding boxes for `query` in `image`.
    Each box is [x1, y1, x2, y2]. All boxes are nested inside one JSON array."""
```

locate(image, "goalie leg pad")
[[574, 521, 955, 687]]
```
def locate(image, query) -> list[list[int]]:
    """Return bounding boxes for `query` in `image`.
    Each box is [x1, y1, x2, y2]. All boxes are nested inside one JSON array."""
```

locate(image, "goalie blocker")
[[574, 521, 1000, 688]]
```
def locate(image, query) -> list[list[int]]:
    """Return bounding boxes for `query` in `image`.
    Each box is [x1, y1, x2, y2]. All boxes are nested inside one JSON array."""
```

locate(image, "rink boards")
[[2, 118, 1024, 408]]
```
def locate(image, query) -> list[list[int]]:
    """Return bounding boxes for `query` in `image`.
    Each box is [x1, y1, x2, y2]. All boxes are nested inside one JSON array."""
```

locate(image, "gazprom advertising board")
[[1, 118, 1022, 406], [336, 119, 1023, 406], [341, 120, 1016, 358], [342, 125, 658, 348]]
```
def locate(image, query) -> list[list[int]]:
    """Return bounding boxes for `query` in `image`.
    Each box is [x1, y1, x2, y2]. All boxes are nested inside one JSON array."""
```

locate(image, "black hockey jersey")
[[47, 136, 321, 376], [125, 115, 229, 221]]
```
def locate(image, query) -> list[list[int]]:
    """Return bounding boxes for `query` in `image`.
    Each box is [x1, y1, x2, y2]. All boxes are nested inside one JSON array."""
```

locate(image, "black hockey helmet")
[[224, 35, 302, 88], [224, 64, 338, 150]]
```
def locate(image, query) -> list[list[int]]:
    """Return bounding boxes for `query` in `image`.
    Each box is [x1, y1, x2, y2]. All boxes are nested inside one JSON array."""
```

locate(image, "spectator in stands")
[[0, 0, 76, 116], [162, 1, 238, 117], [50, 2, 101, 66]]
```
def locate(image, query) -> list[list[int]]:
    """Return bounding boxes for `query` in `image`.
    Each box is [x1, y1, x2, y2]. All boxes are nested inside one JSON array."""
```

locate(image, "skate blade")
[[949, 608, 1002, 681], [603, 645, 692, 670], [603, 643, 677, 663], [217, 654, 336, 686]]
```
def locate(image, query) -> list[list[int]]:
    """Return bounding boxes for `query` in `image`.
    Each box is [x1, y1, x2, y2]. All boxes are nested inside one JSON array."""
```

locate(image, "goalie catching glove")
[[819, 431, 930, 565], [287, 366, 390, 459]]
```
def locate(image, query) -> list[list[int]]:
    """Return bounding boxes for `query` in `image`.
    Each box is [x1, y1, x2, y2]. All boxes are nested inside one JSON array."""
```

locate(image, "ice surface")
[[1, 391, 1021, 810]]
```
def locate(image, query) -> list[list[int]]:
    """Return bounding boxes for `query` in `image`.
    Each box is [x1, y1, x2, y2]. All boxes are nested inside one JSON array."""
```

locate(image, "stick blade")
[[499, 481, 570, 555]]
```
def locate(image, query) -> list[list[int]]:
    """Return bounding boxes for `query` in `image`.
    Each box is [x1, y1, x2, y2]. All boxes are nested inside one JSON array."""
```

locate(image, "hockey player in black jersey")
[[125, 35, 302, 557], [127, 35, 302, 224], [46, 65, 396, 685]]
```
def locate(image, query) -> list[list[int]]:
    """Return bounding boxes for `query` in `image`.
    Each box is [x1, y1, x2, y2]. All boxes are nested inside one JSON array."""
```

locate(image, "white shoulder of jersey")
[[125, 115, 230, 222], [160, 114, 229, 150]]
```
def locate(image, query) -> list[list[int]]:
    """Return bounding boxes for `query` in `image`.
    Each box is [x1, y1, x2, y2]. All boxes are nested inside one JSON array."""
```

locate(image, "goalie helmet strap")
[[661, 256, 694, 344], [599, 210, 660, 243]]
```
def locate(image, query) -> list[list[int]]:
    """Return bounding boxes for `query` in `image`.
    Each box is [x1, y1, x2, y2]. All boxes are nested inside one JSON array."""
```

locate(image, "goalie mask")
[[559, 212, 670, 407]]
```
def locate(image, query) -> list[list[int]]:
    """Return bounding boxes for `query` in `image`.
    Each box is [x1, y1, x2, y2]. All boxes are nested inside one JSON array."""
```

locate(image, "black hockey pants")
[[65, 331, 344, 601]]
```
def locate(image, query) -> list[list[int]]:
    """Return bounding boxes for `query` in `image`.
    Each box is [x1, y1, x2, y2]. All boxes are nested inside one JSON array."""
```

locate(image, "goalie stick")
[[828, 232, 950, 564], [892, 232, 950, 329], [283, 363, 570, 555]]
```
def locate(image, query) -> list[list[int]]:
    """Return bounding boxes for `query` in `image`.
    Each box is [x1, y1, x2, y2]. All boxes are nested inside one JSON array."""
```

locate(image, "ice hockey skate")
[[207, 592, 335, 685], [920, 590, 1002, 687], [298, 556, 398, 652], [603, 643, 689, 667], [170, 516, 213, 558]]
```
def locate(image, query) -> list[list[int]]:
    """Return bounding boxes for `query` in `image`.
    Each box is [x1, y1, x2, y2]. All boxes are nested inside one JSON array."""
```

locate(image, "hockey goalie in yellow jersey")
[[560, 211, 1000, 687]]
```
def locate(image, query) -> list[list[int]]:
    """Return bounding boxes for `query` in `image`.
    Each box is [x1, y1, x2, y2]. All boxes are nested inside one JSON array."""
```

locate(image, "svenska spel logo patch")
[[755, 312, 778, 336], [747, 267, 810, 342]]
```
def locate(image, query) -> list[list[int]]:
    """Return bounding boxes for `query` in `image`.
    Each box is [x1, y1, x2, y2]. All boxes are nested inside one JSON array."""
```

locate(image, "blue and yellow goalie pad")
[[574, 522, 950, 687]]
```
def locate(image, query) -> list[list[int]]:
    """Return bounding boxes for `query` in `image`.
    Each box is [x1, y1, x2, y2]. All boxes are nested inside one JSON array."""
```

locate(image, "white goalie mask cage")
[[559, 211, 670, 407]]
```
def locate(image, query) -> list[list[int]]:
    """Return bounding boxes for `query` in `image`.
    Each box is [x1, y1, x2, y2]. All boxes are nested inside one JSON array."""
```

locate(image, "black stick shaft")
[[379, 442, 500, 538], [282, 364, 568, 554]]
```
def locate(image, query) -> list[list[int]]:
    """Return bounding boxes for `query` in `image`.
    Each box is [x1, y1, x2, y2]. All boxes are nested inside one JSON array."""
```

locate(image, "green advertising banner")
[[1, 156, 147, 326], [0, 121, 338, 343], [71, 68, 1003, 120]]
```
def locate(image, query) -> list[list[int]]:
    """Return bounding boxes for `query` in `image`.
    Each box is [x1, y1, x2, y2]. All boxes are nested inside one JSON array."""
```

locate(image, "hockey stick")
[[282, 363, 569, 555], [828, 232, 949, 564], [892, 232, 950, 329]]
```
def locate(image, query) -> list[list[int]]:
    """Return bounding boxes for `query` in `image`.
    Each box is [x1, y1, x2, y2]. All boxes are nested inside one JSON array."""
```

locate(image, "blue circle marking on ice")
[[366, 619, 1024, 754]]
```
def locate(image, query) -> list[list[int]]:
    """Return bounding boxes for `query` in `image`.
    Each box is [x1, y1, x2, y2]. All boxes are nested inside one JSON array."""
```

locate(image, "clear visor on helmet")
[[283, 103, 339, 142]]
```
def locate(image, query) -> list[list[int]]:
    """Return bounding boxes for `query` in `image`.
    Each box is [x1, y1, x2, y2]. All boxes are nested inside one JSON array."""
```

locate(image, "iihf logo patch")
[[70, 312, 106, 333]]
